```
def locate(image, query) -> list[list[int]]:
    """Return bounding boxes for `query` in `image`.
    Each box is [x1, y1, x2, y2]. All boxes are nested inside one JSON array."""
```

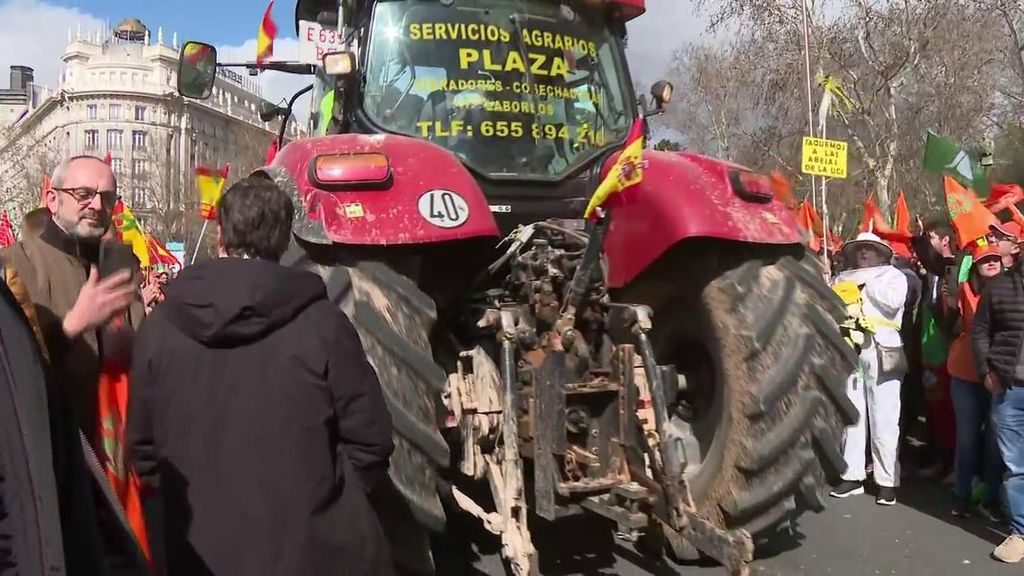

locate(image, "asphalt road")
[[443, 477, 1019, 576]]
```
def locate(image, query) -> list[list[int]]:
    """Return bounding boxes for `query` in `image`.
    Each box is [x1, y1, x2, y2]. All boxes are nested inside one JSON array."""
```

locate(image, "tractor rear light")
[[729, 169, 773, 203], [311, 153, 392, 189]]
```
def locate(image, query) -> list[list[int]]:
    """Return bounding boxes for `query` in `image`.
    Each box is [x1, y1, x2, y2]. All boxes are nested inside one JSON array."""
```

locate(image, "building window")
[[132, 130, 147, 151], [132, 159, 148, 176], [106, 129, 122, 150], [86, 104, 97, 120], [134, 106, 146, 122], [84, 129, 98, 150], [110, 158, 124, 175], [109, 104, 122, 120], [132, 187, 147, 207]]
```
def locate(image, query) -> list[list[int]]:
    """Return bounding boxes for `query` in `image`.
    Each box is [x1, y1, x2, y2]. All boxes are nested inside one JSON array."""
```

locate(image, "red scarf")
[[97, 315, 152, 564]]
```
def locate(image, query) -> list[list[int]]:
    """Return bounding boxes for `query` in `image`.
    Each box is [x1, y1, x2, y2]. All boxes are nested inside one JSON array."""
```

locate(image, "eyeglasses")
[[53, 187, 117, 205]]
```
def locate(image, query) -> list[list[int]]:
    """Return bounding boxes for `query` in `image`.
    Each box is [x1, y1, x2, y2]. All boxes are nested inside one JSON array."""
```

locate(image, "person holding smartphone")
[[0, 155, 149, 574]]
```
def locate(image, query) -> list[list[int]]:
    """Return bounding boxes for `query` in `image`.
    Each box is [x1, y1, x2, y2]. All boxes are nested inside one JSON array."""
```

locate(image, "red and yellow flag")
[[196, 164, 230, 220], [112, 200, 150, 267], [256, 1, 277, 64], [946, 176, 998, 249], [145, 234, 181, 269], [584, 118, 645, 219], [183, 42, 213, 67]]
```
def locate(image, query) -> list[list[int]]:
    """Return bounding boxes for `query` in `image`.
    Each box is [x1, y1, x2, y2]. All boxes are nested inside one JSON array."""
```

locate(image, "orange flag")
[[894, 191, 911, 235], [796, 199, 842, 252], [796, 200, 821, 252], [770, 171, 797, 210], [889, 192, 913, 258], [860, 196, 910, 237], [859, 197, 888, 233], [946, 176, 998, 248], [985, 183, 1024, 213]]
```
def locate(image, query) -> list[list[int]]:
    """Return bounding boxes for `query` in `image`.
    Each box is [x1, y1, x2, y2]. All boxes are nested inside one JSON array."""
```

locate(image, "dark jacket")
[[1, 221, 149, 576], [127, 257, 395, 576], [0, 266, 66, 575], [971, 268, 1024, 385]]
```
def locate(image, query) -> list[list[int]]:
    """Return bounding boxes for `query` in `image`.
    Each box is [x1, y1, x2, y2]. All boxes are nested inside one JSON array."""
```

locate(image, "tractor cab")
[[179, 0, 667, 184]]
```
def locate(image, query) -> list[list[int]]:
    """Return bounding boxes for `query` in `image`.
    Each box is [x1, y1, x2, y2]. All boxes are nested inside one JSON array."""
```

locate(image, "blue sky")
[[46, 0, 295, 47]]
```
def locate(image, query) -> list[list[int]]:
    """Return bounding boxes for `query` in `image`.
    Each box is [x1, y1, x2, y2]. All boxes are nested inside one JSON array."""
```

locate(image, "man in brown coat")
[[1, 155, 148, 575]]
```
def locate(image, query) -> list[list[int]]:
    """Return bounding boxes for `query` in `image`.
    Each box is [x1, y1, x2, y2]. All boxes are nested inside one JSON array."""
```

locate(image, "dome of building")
[[113, 17, 147, 42]]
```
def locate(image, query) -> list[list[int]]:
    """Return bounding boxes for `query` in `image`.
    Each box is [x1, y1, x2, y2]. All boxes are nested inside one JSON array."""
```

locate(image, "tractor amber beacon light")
[[310, 152, 392, 189]]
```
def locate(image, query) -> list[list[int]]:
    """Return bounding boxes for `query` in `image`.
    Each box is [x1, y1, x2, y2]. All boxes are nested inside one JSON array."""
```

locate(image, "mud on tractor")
[[176, 0, 857, 573]]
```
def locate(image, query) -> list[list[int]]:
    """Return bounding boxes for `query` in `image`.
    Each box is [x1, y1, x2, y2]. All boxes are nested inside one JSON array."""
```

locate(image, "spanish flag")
[[584, 117, 645, 219], [256, 0, 277, 64], [112, 200, 150, 268], [146, 234, 181, 269], [196, 164, 230, 220]]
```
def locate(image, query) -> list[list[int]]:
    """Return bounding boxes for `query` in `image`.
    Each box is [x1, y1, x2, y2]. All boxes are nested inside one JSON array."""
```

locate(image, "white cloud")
[[218, 38, 314, 126], [0, 0, 104, 88]]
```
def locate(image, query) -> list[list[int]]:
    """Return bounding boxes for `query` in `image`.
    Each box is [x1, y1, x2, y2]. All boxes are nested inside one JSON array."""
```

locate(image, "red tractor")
[[177, 1, 856, 573]]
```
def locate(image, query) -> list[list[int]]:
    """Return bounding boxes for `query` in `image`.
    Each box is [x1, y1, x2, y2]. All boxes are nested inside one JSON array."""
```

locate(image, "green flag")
[[923, 131, 989, 196]]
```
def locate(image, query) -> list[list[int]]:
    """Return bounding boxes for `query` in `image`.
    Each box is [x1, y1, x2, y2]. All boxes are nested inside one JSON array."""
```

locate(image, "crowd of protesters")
[[8, 151, 1024, 575], [0, 155, 394, 576], [824, 212, 1024, 564]]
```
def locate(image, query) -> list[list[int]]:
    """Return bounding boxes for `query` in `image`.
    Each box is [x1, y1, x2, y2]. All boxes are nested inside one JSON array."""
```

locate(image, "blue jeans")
[[951, 378, 1003, 504], [992, 386, 1024, 534]]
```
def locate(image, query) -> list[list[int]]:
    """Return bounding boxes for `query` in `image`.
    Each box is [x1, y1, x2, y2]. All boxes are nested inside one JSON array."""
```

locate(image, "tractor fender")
[[603, 150, 801, 287], [254, 134, 500, 246]]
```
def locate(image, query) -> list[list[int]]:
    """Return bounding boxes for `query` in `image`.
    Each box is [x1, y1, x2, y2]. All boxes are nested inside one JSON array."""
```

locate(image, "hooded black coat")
[[127, 257, 395, 576]]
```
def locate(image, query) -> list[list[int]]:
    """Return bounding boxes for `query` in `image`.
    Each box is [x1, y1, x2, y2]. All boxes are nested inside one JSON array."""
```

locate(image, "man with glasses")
[[1, 155, 149, 574]]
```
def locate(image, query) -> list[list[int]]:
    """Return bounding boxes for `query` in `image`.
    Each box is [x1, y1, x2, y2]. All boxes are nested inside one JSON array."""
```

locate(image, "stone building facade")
[[0, 17, 301, 239]]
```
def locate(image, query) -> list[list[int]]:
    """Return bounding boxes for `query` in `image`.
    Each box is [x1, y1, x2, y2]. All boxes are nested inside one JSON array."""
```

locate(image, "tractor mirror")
[[323, 50, 357, 77], [258, 101, 283, 122], [651, 80, 673, 109], [177, 41, 218, 100]]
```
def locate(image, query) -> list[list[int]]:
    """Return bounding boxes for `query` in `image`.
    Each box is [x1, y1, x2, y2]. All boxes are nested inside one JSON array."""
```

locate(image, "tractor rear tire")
[[283, 242, 449, 576], [621, 242, 858, 544]]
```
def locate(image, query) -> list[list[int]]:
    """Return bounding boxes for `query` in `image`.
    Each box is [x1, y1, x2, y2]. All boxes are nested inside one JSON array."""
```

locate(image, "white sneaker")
[[993, 535, 1024, 563]]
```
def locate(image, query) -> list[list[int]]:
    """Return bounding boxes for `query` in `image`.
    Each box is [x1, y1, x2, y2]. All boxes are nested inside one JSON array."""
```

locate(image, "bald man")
[[0, 155, 148, 574]]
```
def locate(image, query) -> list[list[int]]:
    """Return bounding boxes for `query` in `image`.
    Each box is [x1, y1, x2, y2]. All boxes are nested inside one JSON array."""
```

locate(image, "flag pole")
[[191, 219, 209, 265], [821, 116, 831, 279], [800, 0, 818, 211]]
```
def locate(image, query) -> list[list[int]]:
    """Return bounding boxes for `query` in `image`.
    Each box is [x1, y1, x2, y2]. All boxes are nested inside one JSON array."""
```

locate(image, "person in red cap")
[[989, 221, 1022, 269], [947, 243, 1005, 520]]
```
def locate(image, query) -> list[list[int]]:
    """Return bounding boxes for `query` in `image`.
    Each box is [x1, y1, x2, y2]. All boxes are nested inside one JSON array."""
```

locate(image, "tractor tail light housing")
[[729, 169, 773, 203], [310, 153, 392, 190]]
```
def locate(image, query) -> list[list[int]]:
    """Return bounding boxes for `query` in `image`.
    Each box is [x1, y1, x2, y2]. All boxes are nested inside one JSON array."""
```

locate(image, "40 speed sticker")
[[418, 189, 470, 228]]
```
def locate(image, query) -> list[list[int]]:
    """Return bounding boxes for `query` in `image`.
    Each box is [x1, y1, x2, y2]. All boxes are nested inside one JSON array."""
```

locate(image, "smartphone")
[[99, 241, 138, 280]]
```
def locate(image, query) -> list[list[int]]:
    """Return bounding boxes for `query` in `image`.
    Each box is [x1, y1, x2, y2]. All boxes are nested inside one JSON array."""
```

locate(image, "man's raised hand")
[[63, 266, 136, 339]]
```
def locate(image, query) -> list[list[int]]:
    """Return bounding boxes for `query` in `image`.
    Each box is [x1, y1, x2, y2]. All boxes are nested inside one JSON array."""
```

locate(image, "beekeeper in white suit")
[[829, 231, 909, 506]]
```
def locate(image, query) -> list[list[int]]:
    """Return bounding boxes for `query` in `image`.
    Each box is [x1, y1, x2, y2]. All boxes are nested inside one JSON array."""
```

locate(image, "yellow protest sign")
[[801, 137, 848, 179]]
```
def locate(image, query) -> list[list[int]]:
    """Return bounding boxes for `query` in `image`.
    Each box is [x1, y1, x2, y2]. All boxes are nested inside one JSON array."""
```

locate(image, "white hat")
[[842, 231, 894, 260]]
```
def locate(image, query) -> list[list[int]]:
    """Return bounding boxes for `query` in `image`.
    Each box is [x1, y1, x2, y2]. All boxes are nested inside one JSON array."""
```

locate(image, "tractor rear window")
[[363, 0, 633, 180]]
